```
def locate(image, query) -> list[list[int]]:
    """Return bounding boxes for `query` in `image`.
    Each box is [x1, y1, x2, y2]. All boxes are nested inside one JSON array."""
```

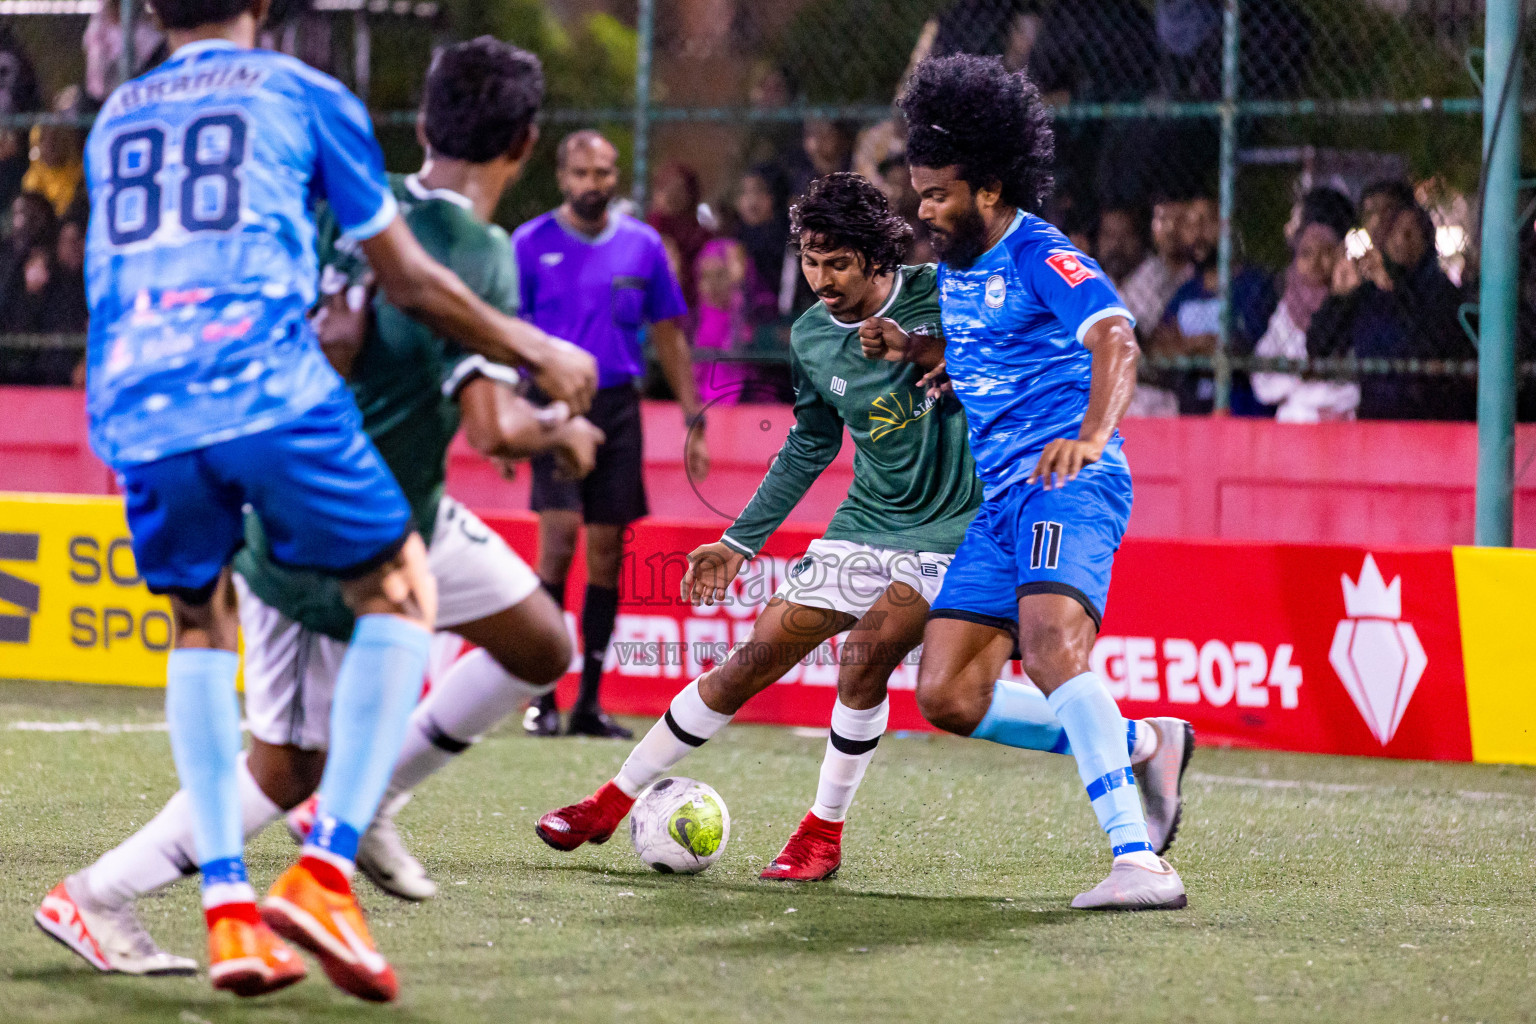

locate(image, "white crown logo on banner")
[[1328, 554, 1427, 746]]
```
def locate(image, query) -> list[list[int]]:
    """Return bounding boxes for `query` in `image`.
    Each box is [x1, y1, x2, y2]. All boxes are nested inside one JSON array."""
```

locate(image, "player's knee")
[[248, 741, 326, 811], [914, 673, 981, 736], [1016, 616, 1093, 688]]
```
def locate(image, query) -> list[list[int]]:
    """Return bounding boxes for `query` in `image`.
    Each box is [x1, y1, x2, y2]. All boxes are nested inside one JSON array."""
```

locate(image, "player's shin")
[[810, 698, 890, 823], [164, 649, 256, 918], [304, 615, 431, 876], [972, 679, 1156, 762], [385, 648, 552, 801], [613, 678, 733, 797], [1046, 672, 1158, 868]]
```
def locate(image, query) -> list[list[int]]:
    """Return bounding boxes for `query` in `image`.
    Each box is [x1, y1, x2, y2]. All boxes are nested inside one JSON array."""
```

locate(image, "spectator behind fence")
[[0, 191, 54, 314], [22, 88, 87, 218], [1150, 194, 1277, 415], [1094, 205, 1149, 288], [693, 236, 761, 405], [83, 1, 165, 103], [733, 164, 794, 324], [1252, 188, 1359, 422], [43, 217, 88, 334], [1121, 197, 1193, 338], [739, 61, 802, 175], [648, 162, 711, 314], [1307, 201, 1475, 421]]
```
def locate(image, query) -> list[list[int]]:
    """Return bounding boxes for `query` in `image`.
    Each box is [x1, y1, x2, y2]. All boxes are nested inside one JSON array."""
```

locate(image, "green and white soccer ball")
[[630, 777, 730, 874]]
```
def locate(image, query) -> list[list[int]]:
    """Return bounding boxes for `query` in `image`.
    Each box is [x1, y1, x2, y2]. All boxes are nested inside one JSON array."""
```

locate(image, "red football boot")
[[760, 812, 843, 881], [535, 781, 635, 852]]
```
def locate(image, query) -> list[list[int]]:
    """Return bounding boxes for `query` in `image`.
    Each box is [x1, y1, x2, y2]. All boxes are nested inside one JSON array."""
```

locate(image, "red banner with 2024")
[[478, 513, 1472, 763]]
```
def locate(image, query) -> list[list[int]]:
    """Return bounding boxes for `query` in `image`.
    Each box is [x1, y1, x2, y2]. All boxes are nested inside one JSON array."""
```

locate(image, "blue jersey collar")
[[169, 39, 242, 61]]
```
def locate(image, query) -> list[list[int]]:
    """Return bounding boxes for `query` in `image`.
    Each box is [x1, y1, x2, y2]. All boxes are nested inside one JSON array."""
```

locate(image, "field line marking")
[[1189, 771, 1528, 803], [7, 719, 251, 734]]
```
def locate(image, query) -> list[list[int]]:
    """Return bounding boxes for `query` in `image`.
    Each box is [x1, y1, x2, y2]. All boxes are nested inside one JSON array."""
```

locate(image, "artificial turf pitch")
[[0, 680, 1533, 1024]]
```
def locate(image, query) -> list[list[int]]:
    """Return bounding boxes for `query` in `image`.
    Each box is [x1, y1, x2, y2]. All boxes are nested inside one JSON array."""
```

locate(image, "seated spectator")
[[692, 237, 761, 405], [648, 162, 711, 315], [1094, 204, 1150, 289], [1252, 187, 1360, 422], [43, 217, 88, 334], [22, 88, 87, 218], [1308, 201, 1475, 421], [732, 164, 794, 324], [1121, 196, 1192, 336], [84, 1, 165, 103], [787, 118, 855, 197], [1149, 194, 1277, 415], [0, 191, 55, 313], [739, 61, 802, 174]]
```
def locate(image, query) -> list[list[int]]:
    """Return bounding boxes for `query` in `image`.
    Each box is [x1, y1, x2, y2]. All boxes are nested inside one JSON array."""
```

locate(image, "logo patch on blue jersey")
[[984, 275, 1006, 308]]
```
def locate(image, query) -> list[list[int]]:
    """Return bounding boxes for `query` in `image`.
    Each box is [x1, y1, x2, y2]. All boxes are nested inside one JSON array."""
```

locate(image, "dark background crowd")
[[0, 0, 1530, 422]]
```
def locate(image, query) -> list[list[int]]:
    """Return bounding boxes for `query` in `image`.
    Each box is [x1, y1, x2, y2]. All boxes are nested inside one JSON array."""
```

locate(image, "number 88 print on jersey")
[[83, 39, 399, 468], [929, 444, 1133, 635]]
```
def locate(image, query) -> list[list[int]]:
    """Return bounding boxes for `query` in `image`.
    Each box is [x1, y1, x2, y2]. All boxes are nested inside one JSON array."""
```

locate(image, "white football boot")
[[1132, 717, 1195, 855], [357, 792, 438, 902], [1071, 857, 1187, 911], [35, 874, 198, 975]]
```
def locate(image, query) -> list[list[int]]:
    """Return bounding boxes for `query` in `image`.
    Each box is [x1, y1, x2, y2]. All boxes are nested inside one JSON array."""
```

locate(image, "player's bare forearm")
[[459, 379, 603, 471], [1028, 316, 1137, 489], [650, 318, 704, 420], [858, 316, 945, 371], [361, 219, 596, 410], [1079, 317, 1138, 447]]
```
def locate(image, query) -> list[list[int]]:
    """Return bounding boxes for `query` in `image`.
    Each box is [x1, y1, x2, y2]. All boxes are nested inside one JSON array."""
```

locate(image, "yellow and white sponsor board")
[[0, 492, 173, 687]]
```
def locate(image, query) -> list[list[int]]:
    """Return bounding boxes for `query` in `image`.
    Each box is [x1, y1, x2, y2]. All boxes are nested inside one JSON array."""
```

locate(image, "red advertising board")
[[477, 513, 1472, 762]]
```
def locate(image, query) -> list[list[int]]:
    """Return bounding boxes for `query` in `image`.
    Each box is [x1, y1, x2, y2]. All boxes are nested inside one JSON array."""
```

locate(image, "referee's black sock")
[[535, 577, 568, 713], [575, 584, 620, 715]]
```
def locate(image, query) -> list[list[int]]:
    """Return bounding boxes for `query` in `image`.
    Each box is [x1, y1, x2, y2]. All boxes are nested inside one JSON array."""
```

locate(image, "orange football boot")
[[206, 907, 307, 998], [261, 857, 398, 1003]]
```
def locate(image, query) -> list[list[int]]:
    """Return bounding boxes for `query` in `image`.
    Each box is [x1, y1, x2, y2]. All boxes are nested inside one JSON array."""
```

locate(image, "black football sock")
[[574, 584, 619, 716]]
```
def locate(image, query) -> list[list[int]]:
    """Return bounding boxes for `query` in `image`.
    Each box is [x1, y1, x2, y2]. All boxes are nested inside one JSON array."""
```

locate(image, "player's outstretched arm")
[[458, 377, 604, 478], [361, 219, 598, 413], [1028, 315, 1139, 490]]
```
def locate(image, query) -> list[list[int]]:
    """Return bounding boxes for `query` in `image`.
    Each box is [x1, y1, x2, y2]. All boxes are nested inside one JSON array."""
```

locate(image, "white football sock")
[[810, 698, 890, 823], [82, 754, 282, 911], [613, 678, 732, 798], [385, 647, 553, 800]]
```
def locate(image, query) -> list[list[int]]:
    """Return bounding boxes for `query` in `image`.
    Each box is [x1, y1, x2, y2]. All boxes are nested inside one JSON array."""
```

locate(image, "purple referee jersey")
[[512, 210, 688, 388]]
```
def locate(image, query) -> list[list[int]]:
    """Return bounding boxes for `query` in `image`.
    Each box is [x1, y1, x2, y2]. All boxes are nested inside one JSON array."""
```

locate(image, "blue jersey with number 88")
[[84, 40, 398, 466]]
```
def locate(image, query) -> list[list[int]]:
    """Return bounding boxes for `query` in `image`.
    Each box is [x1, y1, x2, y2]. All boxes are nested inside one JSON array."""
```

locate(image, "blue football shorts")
[[931, 443, 1132, 632], [119, 387, 413, 602]]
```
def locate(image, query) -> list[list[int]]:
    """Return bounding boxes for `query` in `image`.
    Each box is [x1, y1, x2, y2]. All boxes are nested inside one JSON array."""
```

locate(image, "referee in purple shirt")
[[514, 130, 710, 738]]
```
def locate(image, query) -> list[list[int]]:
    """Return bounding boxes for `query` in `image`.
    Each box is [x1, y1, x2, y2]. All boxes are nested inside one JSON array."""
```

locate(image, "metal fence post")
[[631, 0, 656, 211], [1474, 0, 1522, 547], [1213, 0, 1240, 413], [120, 0, 136, 85]]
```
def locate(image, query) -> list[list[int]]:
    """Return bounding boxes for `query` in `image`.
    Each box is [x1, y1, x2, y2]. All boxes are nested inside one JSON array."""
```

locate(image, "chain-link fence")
[[0, 0, 1531, 423]]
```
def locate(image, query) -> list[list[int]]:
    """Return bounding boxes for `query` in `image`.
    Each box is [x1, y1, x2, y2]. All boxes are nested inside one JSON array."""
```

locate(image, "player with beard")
[[536, 173, 1190, 881], [861, 54, 1190, 909], [515, 130, 710, 740]]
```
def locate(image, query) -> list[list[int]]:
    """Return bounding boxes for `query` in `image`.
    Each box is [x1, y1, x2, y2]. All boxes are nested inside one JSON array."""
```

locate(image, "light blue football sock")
[[164, 648, 250, 898], [972, 679, 1143, 760], [306, 614, 430, 868], [1047, 672, 1152, 857]]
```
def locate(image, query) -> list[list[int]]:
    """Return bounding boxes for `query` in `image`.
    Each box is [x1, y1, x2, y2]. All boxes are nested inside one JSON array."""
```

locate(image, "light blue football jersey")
[[937, 210, 1134, 498], [83, 40, 398, 466]]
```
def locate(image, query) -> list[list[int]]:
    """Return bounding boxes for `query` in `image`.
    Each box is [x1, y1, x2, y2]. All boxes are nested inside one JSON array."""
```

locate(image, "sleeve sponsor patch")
[[1045, 251, 1096, 287]]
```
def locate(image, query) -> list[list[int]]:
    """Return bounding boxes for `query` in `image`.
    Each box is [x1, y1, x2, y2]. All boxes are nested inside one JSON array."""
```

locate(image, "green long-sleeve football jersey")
[[722, 264, 982, 557]]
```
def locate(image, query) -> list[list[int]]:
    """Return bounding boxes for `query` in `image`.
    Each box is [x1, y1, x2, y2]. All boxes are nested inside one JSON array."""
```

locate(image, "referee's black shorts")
[[529, 382, 649, 527]]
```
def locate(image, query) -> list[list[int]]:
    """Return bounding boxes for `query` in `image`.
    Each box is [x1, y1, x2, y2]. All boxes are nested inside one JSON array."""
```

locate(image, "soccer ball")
[[629, 777, 730, 874]]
